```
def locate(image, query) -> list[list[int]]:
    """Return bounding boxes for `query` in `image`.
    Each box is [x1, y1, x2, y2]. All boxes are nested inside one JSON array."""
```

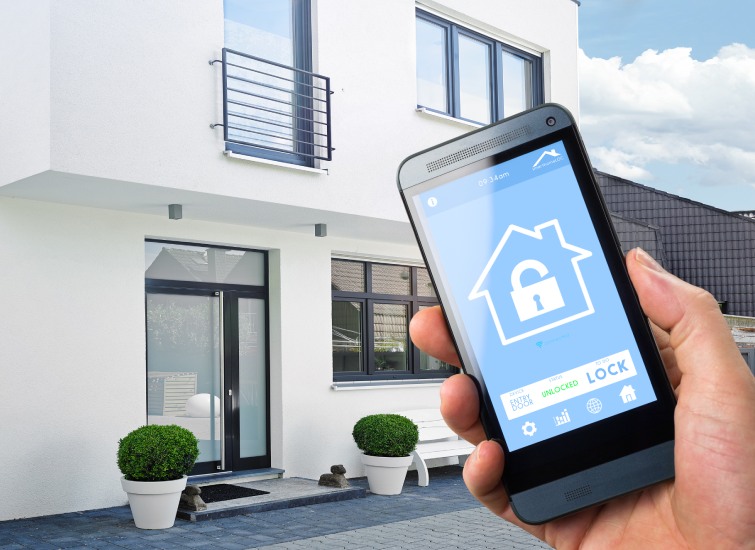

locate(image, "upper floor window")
[[332, 259, 453, 382], [416, 10, 543, 125], [221, 0, 332, 166]]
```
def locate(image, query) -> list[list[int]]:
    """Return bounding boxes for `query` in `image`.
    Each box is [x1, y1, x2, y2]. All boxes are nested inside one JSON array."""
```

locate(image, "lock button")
[[510, 259, 565, 322]]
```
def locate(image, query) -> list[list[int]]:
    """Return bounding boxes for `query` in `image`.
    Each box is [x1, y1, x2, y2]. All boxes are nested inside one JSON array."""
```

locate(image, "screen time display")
[[414, 141, 658, 451]]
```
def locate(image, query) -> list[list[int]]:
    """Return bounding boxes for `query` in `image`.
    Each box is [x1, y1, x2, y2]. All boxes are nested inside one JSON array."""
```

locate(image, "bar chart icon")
[[554, 409, 571, 426]]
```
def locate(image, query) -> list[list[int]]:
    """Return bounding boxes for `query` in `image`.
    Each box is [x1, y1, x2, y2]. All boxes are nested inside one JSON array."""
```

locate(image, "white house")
[[0, 0, 580, 520]]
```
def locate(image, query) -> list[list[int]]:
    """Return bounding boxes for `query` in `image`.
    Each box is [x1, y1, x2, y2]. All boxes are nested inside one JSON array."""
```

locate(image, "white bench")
[[398, 408, 475, 487]]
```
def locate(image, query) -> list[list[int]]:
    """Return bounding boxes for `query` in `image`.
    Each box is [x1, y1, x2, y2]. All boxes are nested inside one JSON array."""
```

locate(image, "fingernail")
[[634, 247, 666, 273]]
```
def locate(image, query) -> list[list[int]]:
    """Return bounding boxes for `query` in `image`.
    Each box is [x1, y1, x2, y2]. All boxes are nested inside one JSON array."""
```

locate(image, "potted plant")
[[117, 424, 199, 529], [352, 414, 419, 495]]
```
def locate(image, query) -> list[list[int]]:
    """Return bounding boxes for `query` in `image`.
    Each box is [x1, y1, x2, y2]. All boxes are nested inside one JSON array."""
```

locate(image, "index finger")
[[409, 305, 462, 367]]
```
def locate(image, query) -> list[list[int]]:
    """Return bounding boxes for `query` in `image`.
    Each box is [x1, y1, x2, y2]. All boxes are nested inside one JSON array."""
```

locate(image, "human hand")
[[409, 248, 755, 549]]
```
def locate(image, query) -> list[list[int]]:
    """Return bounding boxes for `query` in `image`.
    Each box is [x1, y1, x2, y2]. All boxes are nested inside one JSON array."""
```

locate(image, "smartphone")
[[397, 104, 676, 524]]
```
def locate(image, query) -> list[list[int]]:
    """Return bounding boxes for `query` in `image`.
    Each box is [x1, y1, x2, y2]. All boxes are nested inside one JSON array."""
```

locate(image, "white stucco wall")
[[2, 0, 579, 224], [0, 0, 51, 187], [0, 197, 440, 520]]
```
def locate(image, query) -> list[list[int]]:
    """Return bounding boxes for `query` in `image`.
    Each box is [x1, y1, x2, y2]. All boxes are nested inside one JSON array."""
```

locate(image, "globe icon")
[[586, 398, 603, 414]]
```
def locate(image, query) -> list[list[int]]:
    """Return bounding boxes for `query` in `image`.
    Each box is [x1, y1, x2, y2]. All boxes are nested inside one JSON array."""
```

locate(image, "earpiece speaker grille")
[[426, 125, 531, 172]]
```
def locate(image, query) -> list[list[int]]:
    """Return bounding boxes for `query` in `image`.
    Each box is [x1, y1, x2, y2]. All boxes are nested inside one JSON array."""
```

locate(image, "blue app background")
[[415, 141, 658, 450]]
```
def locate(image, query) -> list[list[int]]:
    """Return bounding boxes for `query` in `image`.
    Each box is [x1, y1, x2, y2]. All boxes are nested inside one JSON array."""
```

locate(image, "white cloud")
[[578, 44, 755, 190]]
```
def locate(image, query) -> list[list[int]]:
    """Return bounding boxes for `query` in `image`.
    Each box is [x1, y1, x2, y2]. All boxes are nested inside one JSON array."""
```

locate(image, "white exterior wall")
[[0, 0, 579, 520], [2, 0, 579, 224], [0, 196, 430, 520]]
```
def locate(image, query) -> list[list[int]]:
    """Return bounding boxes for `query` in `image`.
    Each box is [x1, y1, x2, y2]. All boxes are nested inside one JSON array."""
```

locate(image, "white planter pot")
[[120, 475, 187, 529], [361, 454, 413, 495]]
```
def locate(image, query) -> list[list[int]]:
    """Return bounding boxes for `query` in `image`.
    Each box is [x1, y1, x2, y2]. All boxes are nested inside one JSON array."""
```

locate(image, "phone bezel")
[[397, 104, 676, 495]]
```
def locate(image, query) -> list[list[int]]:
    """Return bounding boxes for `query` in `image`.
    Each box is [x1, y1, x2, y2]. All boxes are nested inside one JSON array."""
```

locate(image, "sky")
[[577, 0, 755, 212]]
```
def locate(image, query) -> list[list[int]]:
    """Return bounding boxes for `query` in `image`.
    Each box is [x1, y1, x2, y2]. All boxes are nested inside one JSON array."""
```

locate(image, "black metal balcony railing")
[[212, 48, 333, 162]]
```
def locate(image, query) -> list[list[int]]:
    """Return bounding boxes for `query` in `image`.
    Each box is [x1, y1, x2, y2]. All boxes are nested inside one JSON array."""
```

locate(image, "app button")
[[553, 408, 571, 426], [522, 421, 537, 436], [620, 384, 637, 403], [586, 397, 602, 414]]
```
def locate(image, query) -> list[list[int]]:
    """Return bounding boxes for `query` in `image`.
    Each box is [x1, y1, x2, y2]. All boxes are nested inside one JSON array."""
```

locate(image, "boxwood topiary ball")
[[352, 414, 419, 457], [117, 424, 199, 482]]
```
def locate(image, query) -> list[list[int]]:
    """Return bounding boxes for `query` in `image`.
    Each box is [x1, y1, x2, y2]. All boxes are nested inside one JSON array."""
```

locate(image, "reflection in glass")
[[373, 303, 408, 371], [224, 0, 295, 152], [502, 51, 532, 117], [418, 306, 453, 372], [372, 264, 411, 295], [146, 294, 221, 464], [458, 34, 491, 124], [332, 301, 363, 372], [331, 260, 365, 292], [145, 242, 264, 286], [238, 298, 267, 459], [416, 18, 448, 112], [417, 268, 436, 297]]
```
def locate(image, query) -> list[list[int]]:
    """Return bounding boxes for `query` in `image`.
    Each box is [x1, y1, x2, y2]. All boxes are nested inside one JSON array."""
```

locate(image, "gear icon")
[[522, 421, 537, 436]]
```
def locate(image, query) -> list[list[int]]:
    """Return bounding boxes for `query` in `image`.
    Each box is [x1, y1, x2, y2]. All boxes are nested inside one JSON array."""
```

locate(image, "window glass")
[[417, 267, 436, 297], [458, 34, 491, 124], [371, 264, 411, 295], [418, 306, 453, 372], [373, 303, 408, 372], [416, 18, 448, 113], [145, 242, 265, 286], [415, 10, 541, 124], [224, 0, 293, 65], [331, 259, 450, 380], [502, 50, 532, 116], [332, 301, 363, 372], [331, 260, 366, 292]]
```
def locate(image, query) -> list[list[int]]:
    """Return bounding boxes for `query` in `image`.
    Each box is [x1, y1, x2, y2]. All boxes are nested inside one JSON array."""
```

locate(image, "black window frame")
[[332, 259, 454, 382], [223, 0, 317, 167], [416, 9, 544, 125]]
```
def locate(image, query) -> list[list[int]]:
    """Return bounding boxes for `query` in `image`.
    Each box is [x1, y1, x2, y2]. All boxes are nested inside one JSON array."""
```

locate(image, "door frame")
[[145, 257, 270, 474]]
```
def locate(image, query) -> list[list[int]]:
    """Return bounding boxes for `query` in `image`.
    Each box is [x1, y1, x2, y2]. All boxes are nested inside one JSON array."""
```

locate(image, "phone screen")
[[413, 140, 658, 451]]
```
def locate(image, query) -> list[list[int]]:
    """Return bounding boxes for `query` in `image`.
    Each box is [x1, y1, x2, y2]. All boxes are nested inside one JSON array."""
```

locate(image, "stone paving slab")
[[0, 467, 551, 549], [254, 508, 552, 550]]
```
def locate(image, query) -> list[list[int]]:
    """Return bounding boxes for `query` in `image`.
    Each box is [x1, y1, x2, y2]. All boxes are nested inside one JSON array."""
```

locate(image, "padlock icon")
[[510, 259, 565, 322]]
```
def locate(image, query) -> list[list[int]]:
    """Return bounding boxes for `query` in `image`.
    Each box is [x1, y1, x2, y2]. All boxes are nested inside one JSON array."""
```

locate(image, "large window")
[[222, 0, 332, 166], [416, 10, 543, 125], [332, 259, 453, 381]]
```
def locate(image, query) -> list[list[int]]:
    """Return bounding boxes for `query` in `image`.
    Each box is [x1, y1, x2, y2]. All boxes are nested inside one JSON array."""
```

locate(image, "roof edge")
[[594, 170, 755, 225]]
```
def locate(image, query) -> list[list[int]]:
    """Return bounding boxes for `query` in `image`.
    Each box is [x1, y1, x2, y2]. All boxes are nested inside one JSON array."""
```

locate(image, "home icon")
[[620, 384, 637, 403], [468, 219, 594, 345]]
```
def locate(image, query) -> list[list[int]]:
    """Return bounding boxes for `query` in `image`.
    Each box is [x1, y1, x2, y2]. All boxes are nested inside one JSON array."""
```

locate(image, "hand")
[[409, 248, 755, 549]]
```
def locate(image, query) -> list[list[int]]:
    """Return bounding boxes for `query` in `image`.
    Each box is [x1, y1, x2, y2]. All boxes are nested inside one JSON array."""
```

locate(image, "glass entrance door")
[[146, 290, 269, 474]]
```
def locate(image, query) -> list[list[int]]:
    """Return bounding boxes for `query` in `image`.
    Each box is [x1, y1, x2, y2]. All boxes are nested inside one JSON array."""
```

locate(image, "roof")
[[595, 171, 755, 317]]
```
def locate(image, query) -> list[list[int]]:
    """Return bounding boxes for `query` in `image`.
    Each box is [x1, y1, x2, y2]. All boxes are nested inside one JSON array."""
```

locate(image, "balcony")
[[213, 48, 333, 166]]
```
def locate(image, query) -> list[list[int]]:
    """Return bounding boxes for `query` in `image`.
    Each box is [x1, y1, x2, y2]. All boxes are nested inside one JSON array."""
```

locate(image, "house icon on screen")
[[620, 385, 637, 403], [468, 219, 594, 345]]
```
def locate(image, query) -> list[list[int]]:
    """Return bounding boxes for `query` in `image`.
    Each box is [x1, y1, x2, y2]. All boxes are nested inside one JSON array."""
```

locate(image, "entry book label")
[[502, 349, 636, 420]]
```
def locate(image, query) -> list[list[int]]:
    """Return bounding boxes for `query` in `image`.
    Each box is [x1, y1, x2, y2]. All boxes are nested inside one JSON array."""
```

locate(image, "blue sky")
[[577, 1, 755, 212]]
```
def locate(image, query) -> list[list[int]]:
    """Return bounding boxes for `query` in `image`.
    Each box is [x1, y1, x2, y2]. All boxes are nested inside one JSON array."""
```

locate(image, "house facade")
[[0, 1, 580, 519]]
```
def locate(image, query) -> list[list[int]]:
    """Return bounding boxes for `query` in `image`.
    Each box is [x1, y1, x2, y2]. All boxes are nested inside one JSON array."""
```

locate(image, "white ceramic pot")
[[120, 475, 188, 529], [360, 454, 413, 495]]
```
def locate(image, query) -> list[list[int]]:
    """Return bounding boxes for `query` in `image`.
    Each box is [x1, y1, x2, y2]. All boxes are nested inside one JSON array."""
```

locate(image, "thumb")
[[626, 247, 747, 383]]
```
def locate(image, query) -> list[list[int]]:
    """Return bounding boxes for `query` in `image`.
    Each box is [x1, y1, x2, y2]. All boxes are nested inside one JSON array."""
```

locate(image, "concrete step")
[[177, 476, 367, 522]]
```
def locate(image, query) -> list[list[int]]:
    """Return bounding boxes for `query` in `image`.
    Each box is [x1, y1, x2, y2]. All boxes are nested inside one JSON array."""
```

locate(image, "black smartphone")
[[397, 103, 676, 524]]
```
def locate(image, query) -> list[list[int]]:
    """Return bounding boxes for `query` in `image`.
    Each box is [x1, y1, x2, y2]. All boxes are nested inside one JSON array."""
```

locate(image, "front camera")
[[546, 116, 557, 127]]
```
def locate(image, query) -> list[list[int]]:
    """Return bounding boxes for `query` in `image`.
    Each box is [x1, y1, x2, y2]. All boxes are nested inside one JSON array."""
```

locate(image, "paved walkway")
[[0, 467, 552, 549]]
